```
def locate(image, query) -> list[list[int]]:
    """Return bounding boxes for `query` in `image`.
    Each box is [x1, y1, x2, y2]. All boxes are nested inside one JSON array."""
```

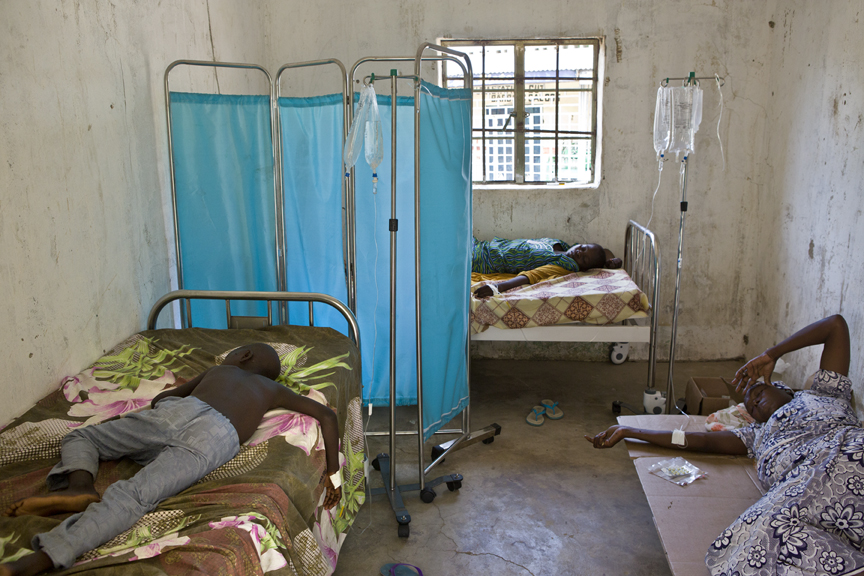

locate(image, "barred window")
[[441, 38, 602, 186]]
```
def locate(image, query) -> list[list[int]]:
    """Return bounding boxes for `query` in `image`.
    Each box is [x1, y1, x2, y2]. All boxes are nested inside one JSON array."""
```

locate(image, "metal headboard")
[[147, 290, 361, 349], [623, 220, 661, 391]]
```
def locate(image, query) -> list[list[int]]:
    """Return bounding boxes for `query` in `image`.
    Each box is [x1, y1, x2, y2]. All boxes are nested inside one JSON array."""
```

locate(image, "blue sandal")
[[381, 563, 423, 576], [526, 405, 545, 426], [541, 399, 563, 419]]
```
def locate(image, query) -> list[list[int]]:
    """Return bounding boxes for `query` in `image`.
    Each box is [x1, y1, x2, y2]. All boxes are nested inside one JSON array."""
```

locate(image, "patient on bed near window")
[[586, 315, 864, 576], [472, 236, 622, 298], [0, 343, 342, 576]]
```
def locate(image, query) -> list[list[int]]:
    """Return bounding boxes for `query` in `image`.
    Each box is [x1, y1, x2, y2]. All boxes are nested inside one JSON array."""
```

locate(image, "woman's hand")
[[584, 425, 629, 449], [731, 352, 776, 394], [473, 284, 497, 299]]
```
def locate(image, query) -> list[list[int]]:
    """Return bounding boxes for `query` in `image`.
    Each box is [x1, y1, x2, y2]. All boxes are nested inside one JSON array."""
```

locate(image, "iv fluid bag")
[[364, 89, 383, 171], [668, 85, 703, 157], [653, 86, 671, 157], [344, 83, 379, 169]]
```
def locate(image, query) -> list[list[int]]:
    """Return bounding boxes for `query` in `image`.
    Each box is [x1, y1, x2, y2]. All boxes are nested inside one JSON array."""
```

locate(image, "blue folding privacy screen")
[[167, 79, 471, 442]]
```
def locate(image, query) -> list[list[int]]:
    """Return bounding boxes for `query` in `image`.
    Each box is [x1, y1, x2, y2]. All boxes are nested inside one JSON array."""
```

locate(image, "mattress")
[[471, 268, 651, 335], [0, 324, 363, 576]]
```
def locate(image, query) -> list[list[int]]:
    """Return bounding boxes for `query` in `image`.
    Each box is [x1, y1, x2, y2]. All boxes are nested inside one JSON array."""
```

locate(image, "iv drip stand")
[[665, 156, 689, 414]]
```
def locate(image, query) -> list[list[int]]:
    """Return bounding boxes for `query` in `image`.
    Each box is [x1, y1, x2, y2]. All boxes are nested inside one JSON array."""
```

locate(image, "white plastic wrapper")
[[647, 456, 707, 486]]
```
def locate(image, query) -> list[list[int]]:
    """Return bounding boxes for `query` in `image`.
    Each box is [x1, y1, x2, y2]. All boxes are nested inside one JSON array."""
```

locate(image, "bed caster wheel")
[[420, 487, 436, 503], [610, 342, 629, 365], [397, 523, 410, 538], [446, 480, 462, 492], [371, 457, 380, 471], [482, 437, 494, 445]]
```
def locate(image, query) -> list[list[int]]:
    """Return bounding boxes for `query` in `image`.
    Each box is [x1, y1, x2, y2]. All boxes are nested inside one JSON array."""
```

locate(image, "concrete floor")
[[334, 358, 742, 576]]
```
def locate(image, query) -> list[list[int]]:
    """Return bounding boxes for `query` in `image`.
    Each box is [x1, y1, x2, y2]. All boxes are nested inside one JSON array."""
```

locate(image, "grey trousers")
[[34, 396, 240, 569]]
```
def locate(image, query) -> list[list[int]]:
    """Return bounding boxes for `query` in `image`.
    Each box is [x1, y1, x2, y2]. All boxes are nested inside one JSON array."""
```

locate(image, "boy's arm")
[[584, 425, 748, 455], [474, 275, 529, 298], [731, 315, 850, 393], [151, 368, 211, 408], [273, 386, 341, 509]]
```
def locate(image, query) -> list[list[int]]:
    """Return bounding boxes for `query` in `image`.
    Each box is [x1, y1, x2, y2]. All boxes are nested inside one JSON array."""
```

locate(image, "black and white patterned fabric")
[[706, 370, 864, 575]]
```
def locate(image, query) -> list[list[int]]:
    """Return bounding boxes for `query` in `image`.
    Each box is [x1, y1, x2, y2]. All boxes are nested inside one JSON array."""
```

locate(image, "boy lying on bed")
[[472, 236, 622, 298], [585, 314, 864, 576], [0, 343, 342, 576]]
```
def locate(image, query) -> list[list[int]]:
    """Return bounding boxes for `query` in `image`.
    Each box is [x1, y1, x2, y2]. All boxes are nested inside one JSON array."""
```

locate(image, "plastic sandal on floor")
[[526, 405, 545, 426], [541, 399, 563, 419], [380, 563, 424, 576]]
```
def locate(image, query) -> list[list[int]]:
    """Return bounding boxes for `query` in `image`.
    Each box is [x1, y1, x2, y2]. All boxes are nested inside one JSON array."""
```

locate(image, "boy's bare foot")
[[5, 488, 100, 517], [0, 551, 54, 576]]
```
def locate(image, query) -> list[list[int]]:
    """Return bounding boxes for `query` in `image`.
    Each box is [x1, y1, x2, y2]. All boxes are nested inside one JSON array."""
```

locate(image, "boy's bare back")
[[188, 365, 294, 444]]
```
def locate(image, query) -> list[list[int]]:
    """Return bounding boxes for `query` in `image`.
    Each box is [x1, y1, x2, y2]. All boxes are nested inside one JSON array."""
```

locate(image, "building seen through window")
[[440, 38, 601, 185]]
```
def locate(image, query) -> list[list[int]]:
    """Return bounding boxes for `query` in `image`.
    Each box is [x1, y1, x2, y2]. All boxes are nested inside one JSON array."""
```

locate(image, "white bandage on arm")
[[489, 283, 499, 296], [671, 428, 686, 447], [329, 470, 342, 489]]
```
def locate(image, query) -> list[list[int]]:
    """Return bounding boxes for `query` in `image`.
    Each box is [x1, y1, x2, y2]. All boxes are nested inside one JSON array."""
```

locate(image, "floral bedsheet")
[[470, 268, 651, 335], [0, 325, 364, 575]]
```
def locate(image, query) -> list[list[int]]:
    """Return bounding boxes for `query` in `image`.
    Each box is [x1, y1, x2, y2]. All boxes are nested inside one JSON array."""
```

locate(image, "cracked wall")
[[750, 1, 864, 413]]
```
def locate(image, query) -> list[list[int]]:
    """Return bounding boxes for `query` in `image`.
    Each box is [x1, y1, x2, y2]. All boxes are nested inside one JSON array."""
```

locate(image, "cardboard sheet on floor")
[[617, 415, 764, 576]]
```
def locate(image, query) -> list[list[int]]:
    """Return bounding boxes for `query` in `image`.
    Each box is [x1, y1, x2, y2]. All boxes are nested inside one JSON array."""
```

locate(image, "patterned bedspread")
[[470, 268, 651, 334], [0, 325, 364, 575]]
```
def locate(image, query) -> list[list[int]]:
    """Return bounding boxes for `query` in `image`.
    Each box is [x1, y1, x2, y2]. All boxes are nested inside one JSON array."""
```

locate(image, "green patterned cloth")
[[471, 237, 579, 275]]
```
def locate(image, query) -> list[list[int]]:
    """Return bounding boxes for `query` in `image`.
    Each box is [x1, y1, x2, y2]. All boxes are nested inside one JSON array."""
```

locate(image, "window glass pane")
[[480, 45, 514, 83], [524, 138, 556, 182], [557, 86, 593, 133], [524, 45, 558, 80], [557, 139, 592, 182], [472, 139, 484, 181], [558, 44, 595, 77], [486, 137, 514, 181]]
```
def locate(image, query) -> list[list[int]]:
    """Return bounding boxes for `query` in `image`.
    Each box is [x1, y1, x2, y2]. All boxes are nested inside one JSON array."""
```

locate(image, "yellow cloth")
[[471, 264, 571, 286]]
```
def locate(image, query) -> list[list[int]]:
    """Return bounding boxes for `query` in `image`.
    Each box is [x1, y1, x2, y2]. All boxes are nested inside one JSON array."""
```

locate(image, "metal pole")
[[389, 70, 399, 493], [666, 156, 689, 414]]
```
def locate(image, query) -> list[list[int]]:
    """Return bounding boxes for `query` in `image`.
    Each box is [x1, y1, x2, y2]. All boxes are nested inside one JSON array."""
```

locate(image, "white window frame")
[[440, 37, 605, 189]]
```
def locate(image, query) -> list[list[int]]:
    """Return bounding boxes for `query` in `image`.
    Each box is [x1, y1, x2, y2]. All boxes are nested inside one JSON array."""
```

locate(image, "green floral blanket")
[[0, 325, 364, 575]]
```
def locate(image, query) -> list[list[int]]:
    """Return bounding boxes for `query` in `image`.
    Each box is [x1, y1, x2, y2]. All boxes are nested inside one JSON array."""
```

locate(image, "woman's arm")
[[473, 275, 530, 298], [584, 425, 748, 455], [731, 315, 850, 393]]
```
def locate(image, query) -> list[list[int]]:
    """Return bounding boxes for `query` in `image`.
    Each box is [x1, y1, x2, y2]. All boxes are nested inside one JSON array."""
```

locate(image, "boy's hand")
[[584, 425, 628, 449], [323, 474, 342, 510]]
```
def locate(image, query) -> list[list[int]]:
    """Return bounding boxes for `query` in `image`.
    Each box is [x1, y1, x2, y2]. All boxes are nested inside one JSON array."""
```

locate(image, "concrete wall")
[[0, 0, 270, 425], [750, 1, 864, 412], [0, 0, 859, 423]]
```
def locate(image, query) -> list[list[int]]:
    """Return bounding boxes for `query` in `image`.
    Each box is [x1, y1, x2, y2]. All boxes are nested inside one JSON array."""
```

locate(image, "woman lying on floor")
[[585, 314, 863, 576], [472, 236, 622, 298]]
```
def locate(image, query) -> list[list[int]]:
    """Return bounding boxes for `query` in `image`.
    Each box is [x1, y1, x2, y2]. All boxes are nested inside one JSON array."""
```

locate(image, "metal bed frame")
[[471, 219, 662, 397]]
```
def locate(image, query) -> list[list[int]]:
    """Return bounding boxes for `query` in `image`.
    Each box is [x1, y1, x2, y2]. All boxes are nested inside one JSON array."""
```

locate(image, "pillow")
[[705, 403, 756, 432]]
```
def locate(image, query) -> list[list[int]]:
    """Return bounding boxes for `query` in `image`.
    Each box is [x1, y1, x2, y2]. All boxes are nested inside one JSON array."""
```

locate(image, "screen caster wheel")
[[397, 523, 410, 538], [371, 457, 380, 471], [420, 487, 436, 503], [446, 480, 462, 492]]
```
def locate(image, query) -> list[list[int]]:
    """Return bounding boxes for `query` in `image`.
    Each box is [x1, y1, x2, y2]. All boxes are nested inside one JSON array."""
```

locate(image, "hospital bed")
[[0, 290, 363, 576], [471, 220, 661, 391]]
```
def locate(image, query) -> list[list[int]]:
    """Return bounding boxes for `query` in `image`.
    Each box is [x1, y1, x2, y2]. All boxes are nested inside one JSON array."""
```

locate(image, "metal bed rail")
[[623, 219, 661, 392], [147, 289, 361, 349]]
